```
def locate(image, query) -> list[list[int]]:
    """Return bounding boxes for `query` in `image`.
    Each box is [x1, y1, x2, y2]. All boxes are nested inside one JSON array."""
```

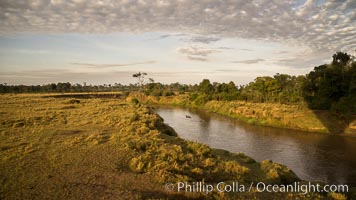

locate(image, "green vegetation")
[[0, 94, 347, 199], [2, 52, 353, 134]]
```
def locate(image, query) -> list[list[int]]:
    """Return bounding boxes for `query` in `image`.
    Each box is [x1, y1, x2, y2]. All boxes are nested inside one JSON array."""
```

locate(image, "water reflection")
[[155, 106, 356, 186]]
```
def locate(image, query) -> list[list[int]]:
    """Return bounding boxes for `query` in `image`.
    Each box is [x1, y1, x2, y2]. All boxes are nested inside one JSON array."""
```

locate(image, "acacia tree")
[[132, 72, 148, 90]]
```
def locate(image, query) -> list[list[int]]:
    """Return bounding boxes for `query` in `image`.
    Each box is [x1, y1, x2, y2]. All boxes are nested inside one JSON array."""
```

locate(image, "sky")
[[0, 0, 355, 86]]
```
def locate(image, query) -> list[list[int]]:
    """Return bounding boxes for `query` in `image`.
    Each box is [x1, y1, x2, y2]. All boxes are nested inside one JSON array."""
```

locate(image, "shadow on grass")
[[303, 96, 355, 134], [302, 52, 356, 134], [44, 93, 126, 99]]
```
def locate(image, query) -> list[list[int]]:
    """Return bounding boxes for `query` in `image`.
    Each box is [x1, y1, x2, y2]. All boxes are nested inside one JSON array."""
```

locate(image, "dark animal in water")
[[186, 115, 191, 118]]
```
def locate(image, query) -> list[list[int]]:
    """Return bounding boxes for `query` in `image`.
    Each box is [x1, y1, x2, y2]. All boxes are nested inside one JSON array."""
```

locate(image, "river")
[[155, 105, 356, 187]]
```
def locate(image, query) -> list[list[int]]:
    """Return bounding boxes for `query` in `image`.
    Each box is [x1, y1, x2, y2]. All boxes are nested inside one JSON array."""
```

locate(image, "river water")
[[155, 106, 356, 187]]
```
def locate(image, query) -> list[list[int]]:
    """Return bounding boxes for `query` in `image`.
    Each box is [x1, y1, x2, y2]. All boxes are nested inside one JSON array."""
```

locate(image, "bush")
[[131, 98, 139, 105], [193, 94, 210, 105], [189, 92, 199, 101], [150, 89, 162, 97], [162, 90, 174, 96], [260, 160, 300, 184]]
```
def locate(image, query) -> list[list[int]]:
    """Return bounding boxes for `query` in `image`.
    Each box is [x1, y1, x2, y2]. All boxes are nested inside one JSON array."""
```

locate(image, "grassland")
[[0, 94, 348, 199]]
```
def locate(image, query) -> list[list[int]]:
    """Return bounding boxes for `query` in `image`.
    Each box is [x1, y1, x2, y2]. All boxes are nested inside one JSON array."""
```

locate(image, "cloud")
[[217, 47, 234, 50], [278, 50, 290, 54], [189, 36, 221, 44], [274, 57, 327, 69], [159, 34, 171, 39], [70, 61, 156, 68], [0, 0, 354, 55], [0, 69, 135, 85], [1, 69, 75, 76], [272, 50, 334, 69], [240, 48, 253, 51], [232, 59, 265, 64], [187, 56, 208, 62], [0, 69, 216, 85], [215, 69, 242, 72], [178, 46, 219, 61], [178, 46, 218, 57], [147, 33, 187, 41]]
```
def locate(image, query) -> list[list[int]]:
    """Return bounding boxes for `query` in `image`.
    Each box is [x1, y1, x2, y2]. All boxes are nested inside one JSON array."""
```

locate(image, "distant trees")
[[56, 82, 71, 93], [0, 82, 134, 93], [2, 52, 354, 115], [211, 81, 239, 101], [188, 74, 304, 105], [187, 52, 355, 110], [0, 81, 192, 94], [144, 82, 187, 97], [198, 79, 213, 94]]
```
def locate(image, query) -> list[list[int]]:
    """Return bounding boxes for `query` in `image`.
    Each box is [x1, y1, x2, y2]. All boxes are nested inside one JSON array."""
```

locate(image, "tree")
[[198, 79, 213, 94], [132, 72, 147, 90], [332, 51, 351, 67], [303, 52, 355, 110]]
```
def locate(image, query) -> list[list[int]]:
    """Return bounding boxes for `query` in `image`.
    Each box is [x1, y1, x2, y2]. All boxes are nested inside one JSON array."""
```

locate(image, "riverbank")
[[0, 93, 347, 199], [128, 93, 356, 135]]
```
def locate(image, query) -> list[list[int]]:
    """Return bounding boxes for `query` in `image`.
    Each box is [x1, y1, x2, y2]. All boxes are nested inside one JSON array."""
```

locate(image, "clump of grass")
[[247, 118, 257, 125], [260, 160, 300, 184], [12, 120, 25, 128], [127, 138, 253, 184], [61, 105, 76, 109], [130, 112, 140, 122], [327, 192, 347, 200], [65, 99, 80, 104], [131, 98, 139, 105]]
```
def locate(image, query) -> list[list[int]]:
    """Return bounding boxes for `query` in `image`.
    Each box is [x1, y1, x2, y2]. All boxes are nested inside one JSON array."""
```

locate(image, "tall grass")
[[0, 93, 346, 199]]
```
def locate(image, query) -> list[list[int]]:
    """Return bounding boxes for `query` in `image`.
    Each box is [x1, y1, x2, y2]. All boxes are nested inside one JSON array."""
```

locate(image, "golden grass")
[[0, 93, 346, 199], [203, 100, 329, 133]]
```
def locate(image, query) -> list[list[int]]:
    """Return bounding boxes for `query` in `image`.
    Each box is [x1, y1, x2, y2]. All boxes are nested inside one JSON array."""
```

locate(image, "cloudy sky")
[[0, 0, 355, 85]]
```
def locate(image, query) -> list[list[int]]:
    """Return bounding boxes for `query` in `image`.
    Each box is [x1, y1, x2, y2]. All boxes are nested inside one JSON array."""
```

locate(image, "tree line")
[[1, 52, 355, 113], [0, 82, 137, 93], [188, 52, 355, 114]]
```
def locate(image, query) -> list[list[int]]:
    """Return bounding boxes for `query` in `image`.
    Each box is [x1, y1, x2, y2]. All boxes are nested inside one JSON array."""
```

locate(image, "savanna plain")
[[0, 93, 350, 199]]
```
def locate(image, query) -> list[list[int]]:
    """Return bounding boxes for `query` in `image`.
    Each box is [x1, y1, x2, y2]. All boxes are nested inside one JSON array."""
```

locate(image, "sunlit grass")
[[0, 93, 347, 199]]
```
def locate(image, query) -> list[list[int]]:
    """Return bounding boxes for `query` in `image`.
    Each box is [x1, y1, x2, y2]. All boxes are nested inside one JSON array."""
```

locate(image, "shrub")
[[150, 89, 162, 97], [193, 94, 210, 106], [131, 98, 139, 105], [189, 92, 199, 101], [260, 160, 300, 184], [162, 90, 174, 96]]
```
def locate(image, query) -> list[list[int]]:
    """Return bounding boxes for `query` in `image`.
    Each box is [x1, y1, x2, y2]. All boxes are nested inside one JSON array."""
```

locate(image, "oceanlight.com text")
[[165, 181, 348, 194]]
